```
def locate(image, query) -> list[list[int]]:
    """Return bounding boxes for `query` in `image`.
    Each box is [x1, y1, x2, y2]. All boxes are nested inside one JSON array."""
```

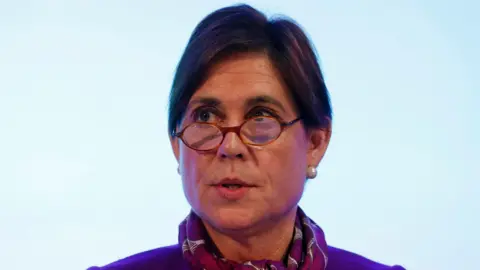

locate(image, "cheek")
[[273, 131, 308, 172], [263, 138, 308, 195], [179, 147, 206, 201], [179, 147, 202, 181]]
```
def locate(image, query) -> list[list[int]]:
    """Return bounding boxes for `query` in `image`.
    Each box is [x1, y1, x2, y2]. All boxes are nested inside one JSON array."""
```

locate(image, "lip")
[[215, 178, 255, 187], [213, 185, 252, 200], [211, 178, 256, 200]]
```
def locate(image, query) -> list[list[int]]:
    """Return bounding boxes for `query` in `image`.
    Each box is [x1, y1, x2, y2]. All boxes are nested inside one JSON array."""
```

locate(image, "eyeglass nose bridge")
[[213, 124, 247, 148], [214, 117, 301, 147], [217, 124, 243, 138]]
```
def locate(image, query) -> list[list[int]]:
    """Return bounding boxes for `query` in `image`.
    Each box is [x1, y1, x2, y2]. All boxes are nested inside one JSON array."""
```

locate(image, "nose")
[[217, 131, 247, 159]]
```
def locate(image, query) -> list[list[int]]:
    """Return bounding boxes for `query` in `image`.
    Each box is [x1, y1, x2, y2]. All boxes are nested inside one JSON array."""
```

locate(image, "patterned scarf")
[[179, 207, 328, 270]]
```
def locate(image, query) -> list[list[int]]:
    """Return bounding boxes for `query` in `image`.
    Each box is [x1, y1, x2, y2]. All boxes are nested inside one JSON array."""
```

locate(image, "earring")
[[306, 165, 317, 179]]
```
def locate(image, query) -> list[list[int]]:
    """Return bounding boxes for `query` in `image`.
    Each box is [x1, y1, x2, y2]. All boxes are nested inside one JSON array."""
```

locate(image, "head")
[[169, 4, 332, 234]]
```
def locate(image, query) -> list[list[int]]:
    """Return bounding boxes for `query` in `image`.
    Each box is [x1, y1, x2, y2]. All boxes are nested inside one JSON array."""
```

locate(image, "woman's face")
[[171, 53, 330, 233]]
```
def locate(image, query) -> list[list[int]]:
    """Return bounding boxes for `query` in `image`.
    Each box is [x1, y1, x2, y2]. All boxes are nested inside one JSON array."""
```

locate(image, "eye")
[[191, 107, 220, 123], [247, 107, 279, 119]]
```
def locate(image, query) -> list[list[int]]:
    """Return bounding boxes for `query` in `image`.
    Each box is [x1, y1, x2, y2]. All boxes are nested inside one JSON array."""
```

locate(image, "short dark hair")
[[168, 4, 332, 136]]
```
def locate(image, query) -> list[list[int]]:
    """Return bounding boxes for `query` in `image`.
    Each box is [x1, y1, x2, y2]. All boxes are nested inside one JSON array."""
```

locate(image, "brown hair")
[[168, 4, 332, 136]]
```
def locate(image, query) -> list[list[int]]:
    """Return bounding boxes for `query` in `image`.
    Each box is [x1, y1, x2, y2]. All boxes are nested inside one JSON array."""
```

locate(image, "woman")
[[89, 4, 405, 270]]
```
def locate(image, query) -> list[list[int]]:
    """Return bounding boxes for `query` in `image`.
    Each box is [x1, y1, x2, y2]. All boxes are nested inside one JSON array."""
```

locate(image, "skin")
[[170, 53, 331, 262]]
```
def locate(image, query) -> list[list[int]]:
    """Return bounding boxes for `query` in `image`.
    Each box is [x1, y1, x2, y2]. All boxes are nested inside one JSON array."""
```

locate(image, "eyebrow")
[[188, 97, 222, 108], [187, 95, 286, 112], [245, 95, 286, 112]]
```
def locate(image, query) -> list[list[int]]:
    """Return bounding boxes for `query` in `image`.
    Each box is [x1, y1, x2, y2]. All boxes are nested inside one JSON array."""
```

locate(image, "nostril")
[[220, 153, 243, 159]]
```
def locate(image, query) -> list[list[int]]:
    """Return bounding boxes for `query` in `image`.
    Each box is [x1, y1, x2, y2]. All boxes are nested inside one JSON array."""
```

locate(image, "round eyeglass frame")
[[172, 116, 301, 152]]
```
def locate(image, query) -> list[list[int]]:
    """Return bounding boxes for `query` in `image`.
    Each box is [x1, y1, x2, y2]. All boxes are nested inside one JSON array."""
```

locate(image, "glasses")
[[173, 116, 301, 151]]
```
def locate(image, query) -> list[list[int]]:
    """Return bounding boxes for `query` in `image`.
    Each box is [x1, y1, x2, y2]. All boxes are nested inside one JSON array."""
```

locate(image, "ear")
[[170, 134, 180, 163], [307, 118, 332, 167]]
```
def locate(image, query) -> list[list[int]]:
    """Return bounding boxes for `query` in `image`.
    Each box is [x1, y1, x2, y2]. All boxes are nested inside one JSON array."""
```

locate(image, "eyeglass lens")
[[181, 117, 281, 150]]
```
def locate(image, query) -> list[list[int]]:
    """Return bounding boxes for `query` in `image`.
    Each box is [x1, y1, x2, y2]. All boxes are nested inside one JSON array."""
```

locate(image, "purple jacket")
[[88, 244, 406, 270]]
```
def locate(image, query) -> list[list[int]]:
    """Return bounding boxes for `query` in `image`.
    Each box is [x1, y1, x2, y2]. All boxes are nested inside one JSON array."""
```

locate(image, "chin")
[[205, 205, 261, 232]]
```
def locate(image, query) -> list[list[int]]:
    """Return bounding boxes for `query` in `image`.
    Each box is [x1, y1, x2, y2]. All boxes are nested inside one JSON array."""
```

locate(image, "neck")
[[202, 207, 298, 263]]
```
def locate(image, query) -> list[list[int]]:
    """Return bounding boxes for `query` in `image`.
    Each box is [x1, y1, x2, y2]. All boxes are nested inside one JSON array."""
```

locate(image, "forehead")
[[191, 54, 292, 107]]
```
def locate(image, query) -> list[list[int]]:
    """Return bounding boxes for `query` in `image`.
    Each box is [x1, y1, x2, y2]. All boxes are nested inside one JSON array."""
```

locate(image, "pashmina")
[[179, 208, 328, 270]]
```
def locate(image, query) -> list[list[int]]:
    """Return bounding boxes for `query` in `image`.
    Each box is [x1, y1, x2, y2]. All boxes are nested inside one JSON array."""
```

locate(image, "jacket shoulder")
[[327, 246, 406, 270], [87, 244, 188, 270]]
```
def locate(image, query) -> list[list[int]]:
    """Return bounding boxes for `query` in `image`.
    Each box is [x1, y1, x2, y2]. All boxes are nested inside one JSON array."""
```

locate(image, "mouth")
[[214, 178, 255, 189], [211, 178, 256, 200], [219, 183, 245, 190]]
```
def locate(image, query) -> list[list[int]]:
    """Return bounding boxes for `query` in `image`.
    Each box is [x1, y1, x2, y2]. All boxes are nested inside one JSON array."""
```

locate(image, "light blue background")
[[1, 1, 478, 269]]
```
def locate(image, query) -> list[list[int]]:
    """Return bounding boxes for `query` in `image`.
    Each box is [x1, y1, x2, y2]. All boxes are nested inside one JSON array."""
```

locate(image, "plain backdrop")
[[1, 1, 478, 269]]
